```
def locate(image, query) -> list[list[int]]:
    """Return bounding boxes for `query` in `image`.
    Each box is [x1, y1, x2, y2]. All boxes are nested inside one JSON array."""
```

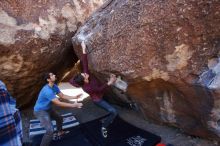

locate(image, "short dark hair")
[[44, 72, 51, 83], [74, 73, 84, 86]]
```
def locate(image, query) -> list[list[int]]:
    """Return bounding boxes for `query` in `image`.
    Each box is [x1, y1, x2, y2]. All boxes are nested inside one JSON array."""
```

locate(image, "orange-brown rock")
[[72, 0, 220, 140], [0, 0, 105, 108]]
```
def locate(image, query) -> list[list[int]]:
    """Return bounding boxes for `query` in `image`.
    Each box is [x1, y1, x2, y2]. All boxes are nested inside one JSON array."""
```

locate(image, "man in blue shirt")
[[34, 72, 83, 146]]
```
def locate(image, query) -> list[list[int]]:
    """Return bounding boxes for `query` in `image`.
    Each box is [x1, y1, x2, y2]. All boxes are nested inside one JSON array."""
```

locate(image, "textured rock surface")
[[0, 0, 105, 108], [72, 0, 220, 140]]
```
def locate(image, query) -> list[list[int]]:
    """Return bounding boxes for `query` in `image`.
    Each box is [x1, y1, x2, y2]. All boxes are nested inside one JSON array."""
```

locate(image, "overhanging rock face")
[[72, 0, 220, 140], [0, 0, 105, 108]]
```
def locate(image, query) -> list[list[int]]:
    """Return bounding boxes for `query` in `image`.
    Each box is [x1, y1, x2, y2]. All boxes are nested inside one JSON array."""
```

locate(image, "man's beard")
[[54, 79, 58, 84]]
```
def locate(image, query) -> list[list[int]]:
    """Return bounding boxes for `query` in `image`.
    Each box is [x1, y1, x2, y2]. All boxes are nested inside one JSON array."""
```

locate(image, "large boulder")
[[72, 0, 220, 140], [0, 0, 105, 108]]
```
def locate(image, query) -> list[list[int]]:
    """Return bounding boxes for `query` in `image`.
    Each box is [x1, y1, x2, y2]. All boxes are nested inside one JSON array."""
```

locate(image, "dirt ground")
[[21, 98, 219, 146]]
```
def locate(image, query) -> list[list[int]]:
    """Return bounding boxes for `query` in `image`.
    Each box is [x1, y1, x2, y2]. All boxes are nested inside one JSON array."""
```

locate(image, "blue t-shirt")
[[34, 84, 61, 111]]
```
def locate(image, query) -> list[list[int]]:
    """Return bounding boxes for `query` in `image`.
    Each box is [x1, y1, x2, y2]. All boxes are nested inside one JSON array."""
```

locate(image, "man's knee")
[[110, 108, 118, 116], [45, 128, 54, 136], [53, 114, 63, 124], [58, 116, 63, 123]]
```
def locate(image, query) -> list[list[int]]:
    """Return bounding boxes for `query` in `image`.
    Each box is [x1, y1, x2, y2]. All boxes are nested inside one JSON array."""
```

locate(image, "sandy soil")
[[21, 97, 219, 146]]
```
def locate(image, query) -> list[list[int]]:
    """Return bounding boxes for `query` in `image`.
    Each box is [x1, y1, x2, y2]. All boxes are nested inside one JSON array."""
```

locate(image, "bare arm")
[[57, 92, 82, 100], [82, 41, 86, 54], [108, 74, 117, 85], [52, 98, 82, 108], [81, 41, 89, 74]]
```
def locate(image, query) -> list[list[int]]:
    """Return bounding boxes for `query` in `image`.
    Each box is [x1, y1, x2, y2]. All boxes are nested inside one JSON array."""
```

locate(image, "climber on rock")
[[69, 41, 117, 138]]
